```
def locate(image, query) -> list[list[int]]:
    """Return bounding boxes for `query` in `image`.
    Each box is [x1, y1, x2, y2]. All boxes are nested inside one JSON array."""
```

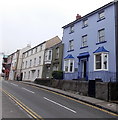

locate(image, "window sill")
[[67, 49, 74, 52], [97, 17, 105, 22], [94, 69, 108, 71], [69, 31, 74, 34], [80, 46, 88, 49], [82, 25, 88, 29], [96, 41, 107, 45]]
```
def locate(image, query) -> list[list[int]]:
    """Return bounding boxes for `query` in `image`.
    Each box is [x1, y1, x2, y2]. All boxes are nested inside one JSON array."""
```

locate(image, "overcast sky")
[[0, 0, 113, 71]]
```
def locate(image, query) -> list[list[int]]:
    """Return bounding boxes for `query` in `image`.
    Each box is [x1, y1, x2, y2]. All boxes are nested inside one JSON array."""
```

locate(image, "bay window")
[[64, 59, 74, 73], [94, 52, 108, 71]]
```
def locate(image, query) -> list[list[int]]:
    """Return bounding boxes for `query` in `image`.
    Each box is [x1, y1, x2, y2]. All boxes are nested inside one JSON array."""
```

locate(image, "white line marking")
[[10, 83, 18, 87], [22, 87, 35, 94], [44, 97, 76, 113]]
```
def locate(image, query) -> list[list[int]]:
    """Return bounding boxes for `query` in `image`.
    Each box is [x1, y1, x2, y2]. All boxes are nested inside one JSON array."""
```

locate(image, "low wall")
[[34, 79, 118, 101], [96, 82, 108, 101]]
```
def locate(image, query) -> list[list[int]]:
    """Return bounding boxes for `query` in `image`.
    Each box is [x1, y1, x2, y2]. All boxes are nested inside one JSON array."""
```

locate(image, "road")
[[1, 80, 118, 119]]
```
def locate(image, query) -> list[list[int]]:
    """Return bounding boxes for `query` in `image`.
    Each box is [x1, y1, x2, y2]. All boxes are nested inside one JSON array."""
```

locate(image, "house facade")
[[21, 36, 61, 81], [42, 41, 64, 78], [8, 45, 31, 80], [9, 50, 20, 80], [21, 42, 46, 81], [62, 1, 118, 82]]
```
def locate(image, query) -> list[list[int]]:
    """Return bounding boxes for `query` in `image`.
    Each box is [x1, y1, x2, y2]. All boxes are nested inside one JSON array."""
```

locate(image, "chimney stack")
[[76, 14, 81, 20]]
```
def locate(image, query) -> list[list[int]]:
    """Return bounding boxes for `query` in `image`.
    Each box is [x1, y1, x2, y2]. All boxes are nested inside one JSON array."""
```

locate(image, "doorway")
[[81, 60, 87, 78], [20, 73, 23, 81]]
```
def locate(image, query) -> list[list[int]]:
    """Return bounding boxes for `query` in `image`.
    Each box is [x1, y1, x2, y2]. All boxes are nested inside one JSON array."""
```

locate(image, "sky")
[[0, 0, 113, 71]]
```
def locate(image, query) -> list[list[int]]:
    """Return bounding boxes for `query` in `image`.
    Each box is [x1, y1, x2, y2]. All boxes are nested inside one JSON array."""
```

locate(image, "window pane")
[[70, 25, 74, 32], [69, 40, 74, 50], [48, 51, 52, 60], [96, 54, 101, 69], [56, 48, 59, 59], [82, 35, 87, 47], [39, 56, 41, 65], [103, 54, 108, 69], [98, 29, 105, 42], [99, 12, 104, 19], [64, 60, 69, 72], [83, 19, 88, 27], [70, 61, 73, 72]]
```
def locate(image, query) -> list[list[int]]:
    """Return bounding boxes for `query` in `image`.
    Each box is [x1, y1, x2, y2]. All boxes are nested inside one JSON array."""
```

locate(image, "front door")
[[81, 60, 87, 78]]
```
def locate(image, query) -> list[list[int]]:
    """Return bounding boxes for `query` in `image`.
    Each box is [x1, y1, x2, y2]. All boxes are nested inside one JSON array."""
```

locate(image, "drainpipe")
[[115, 1, 118, 82]]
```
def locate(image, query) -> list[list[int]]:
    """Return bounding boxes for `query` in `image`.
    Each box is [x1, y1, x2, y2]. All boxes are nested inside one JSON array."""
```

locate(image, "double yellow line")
[[0, 88, 43, 120]]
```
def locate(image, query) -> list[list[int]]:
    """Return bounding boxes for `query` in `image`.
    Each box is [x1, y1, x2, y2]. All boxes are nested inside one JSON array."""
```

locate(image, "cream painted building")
[[21, 36, 61, 81], [9, 45, 31, 80]]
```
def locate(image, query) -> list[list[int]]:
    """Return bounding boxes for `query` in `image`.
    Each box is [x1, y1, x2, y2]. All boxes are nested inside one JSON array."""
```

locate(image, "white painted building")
[[21, 36, 61, 81]]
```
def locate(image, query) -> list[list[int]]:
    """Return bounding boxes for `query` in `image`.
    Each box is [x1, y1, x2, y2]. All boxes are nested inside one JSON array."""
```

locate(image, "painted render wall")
[[22, 43, 46, 81], [62, 4, 116, 81]]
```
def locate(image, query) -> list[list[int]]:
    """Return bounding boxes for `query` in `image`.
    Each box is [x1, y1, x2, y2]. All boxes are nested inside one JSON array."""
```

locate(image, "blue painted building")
[[62, 1, 118, 82]]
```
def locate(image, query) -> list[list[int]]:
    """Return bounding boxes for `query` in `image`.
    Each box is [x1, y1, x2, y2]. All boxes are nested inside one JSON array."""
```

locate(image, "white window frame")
[[70, 25, 74, 33], [82, 35, 87, 47], [94, 52, 108, 71], [69, 40, 74, 51], [64, 59, 74, 73], [99, 11, 105, 20], [83, 19, 88, 27], [98, 29, 105, 43]]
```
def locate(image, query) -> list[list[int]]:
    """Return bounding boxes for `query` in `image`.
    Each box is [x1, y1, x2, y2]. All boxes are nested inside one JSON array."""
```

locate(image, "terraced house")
[[21, 36, 61, 81], [42, 41, 63, 78], [62, 1, 118, 82]]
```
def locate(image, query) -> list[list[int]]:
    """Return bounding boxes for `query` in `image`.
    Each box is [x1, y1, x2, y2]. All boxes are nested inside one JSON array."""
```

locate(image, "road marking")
[[44, 97, 76, 113], [11, 83, 18, 87], [0, 88, 43, 120], [23, 83, 118, 117], [22, 87, 35, 94]]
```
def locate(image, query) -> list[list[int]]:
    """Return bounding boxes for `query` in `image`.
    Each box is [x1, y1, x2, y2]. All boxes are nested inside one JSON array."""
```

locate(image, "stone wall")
[[96, 82, 108, 101], [34, 79, 118, 101]]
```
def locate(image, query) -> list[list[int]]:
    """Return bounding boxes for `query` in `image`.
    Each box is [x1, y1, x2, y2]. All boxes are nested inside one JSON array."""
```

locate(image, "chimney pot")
[[76, 14, 81, 20]]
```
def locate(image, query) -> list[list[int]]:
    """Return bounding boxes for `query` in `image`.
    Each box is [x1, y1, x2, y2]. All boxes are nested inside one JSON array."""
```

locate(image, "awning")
[[64, 54, 74, 59], [77, 52, 90, 59], [93, 46, 109, 53]]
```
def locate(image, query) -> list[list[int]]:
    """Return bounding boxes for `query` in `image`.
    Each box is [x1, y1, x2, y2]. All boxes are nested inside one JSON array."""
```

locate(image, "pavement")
[[20, 81, 118, 114]]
